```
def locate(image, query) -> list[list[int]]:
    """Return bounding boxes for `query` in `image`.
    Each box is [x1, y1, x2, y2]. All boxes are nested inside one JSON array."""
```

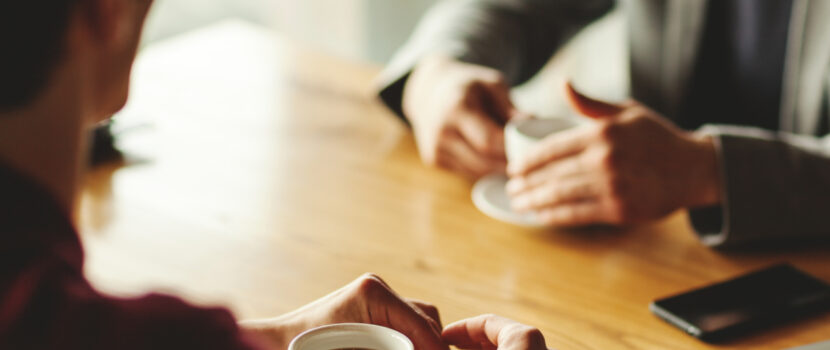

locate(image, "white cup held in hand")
[[288, 323, 414, 350], [505, 118, 583, 165]]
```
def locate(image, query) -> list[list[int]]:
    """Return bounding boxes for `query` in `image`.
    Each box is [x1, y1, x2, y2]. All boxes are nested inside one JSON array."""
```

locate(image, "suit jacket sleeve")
[[688, 120, 830, 248], [376, 0, 616, 119]]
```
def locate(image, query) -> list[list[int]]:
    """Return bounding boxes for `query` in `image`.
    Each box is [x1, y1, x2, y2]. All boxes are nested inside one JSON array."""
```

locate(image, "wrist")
[[239, 311, 312, 350], [685, 133, 721, 208]]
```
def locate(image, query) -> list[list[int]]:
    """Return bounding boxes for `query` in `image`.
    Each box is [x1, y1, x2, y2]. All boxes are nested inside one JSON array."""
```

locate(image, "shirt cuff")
[[687, 126, 731, 247]]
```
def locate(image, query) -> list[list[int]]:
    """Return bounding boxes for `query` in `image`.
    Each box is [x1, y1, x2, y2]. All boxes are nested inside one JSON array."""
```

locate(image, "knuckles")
[[595, 106, 656, 145], [626, 106, 651, 120], [474, 130, 501, 155], [354, 273, 387, 297], [596, 122, 622, 143], [420, 303, 439, 315], [521, 327, 546, 347], [479, 313, 500, 322]]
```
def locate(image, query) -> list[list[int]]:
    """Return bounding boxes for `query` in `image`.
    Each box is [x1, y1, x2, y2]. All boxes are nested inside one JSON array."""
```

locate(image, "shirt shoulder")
[[0, 163, 83, 268]]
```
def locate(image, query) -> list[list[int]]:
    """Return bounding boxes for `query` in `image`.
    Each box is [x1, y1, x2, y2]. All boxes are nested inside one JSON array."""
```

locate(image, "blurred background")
[[138, 0, 628, 115], [142, 0, 439, 63]]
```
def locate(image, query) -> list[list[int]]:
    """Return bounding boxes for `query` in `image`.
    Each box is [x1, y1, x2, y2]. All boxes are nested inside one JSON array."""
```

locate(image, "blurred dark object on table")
[[90, 122, 123, 166]]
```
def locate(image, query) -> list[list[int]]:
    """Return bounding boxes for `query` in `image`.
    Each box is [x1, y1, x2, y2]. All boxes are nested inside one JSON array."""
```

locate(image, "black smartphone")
[[650, 264, 830, 343]]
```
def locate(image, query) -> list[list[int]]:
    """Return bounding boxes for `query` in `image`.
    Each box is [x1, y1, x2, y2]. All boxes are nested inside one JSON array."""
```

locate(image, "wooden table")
[[79, 20, 830, 350]]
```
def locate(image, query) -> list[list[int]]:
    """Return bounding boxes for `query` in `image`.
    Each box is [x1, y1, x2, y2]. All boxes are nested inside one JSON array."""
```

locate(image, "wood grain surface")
[[78, 20, 830, 350]]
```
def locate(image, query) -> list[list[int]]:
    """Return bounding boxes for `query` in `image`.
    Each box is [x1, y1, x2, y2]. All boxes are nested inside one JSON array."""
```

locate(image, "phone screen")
[[650, 264, 830, 342]]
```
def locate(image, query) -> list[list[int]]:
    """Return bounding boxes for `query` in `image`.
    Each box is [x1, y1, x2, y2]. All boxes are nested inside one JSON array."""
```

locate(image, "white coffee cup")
[[505, 118, 583, 164], [288, 323, 414, 350]]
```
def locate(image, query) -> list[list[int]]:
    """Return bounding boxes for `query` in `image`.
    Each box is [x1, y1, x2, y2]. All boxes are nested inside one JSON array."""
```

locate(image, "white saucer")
[[472, 174, 546, 228]]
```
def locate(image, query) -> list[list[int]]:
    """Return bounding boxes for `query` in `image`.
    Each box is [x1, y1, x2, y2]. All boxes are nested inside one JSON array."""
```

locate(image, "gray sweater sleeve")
[[376, 0, 616, 118], [689, 124, 830, 248]]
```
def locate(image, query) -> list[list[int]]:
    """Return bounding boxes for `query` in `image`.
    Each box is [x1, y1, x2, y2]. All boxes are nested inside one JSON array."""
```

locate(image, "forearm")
[[681, 132, 722, 209], [377, 0, 615, 117], [239, 312, 311, 350], [238, 283, 364, 350]]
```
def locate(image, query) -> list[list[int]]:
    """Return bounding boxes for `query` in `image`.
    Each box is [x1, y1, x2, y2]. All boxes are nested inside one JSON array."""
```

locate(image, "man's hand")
[[403, 55, 521, 179], [443, 314, 547, 350], [506, 83, 721, 226], [240, 274, 446, 350]]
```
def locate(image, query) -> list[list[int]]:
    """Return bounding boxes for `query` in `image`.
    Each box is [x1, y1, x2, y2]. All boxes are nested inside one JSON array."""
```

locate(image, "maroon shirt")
[[0, 164, 261, 349]]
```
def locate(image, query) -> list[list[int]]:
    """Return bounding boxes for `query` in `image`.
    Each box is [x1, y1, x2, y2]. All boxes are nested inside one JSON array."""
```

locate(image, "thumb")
[[565, 81, 625, 119]]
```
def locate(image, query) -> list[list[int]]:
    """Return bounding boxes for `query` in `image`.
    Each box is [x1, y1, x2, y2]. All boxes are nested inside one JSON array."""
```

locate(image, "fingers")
[[455, 111, 506, 157], [535, 200, 609, 226], [439, 156, 481, 180], [473, 78, 517, 124], [442, 315, 499, 350], [507, 126, 593, 176], [443, 314, 547, 350], [565, 81, 626, 118], [357, 275, 448, 350], [407, 58, 519, 179], [406, 299, 444, 331], [358, 279, 442, 335], [453, 81, 509, 164], [439, 131, 506, 179], [386, 298, 447, 350], [506, 156, 590, 196], [510, 177, 602, 212], [510, 84, 635, 176]]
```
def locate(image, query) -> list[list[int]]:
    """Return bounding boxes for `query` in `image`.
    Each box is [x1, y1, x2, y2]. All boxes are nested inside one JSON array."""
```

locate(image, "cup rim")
[[506, 117, 581, 141], [288, 323, 414, 350]]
